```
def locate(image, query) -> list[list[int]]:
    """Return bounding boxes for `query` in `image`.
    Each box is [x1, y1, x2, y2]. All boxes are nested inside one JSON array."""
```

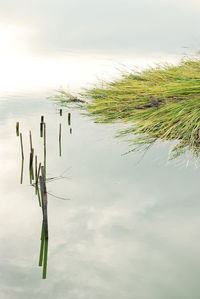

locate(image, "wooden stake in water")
[[68, 112, 71, 126], [20, 133, 24, 160], [60, 109, 62, 116], [16, 122, 19, 136], [59, 123, 61, 157]]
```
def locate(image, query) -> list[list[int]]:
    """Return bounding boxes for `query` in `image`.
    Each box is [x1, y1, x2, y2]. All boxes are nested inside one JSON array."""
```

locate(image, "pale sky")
[[0, 0, 199, 93], [0, 0, 199, 55]]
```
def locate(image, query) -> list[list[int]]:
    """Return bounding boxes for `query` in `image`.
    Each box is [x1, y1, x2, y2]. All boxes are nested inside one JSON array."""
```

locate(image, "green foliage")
[[58, 59, 200, 158]]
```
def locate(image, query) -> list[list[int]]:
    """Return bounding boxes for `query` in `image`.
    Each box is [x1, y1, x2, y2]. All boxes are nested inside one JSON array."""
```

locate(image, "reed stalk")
[[20, 133, 24, 160], [16, 122, 19, 136]]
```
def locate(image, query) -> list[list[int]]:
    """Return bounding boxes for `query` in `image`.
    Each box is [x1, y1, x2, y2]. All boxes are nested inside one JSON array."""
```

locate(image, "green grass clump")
[[85, 59, 200, 158], [54, 59, 200, 158]]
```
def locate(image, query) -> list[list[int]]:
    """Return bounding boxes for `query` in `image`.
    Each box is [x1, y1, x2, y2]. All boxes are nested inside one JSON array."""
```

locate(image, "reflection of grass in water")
[[39, 222, 44, 267], [20, 159, 24, 184], [18, 114, 71, 279], [59, 59, 200, 159], [36, 184, 41, 206], [43, 239, 48, 279], [39, 221, 48, 279]]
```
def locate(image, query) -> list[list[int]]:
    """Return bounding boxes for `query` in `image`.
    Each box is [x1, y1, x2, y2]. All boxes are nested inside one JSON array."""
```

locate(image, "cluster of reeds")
[[16, 109, 72, 279], [81, 59, 200, 158], [17, 116, 48, 278]]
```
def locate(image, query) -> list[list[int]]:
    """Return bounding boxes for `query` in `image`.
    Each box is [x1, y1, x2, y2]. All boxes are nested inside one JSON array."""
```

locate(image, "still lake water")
[[0, 53, 200, 299]]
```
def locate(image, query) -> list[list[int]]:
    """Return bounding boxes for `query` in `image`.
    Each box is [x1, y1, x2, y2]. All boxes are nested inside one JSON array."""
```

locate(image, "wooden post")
[[60, 109, 62, 116]]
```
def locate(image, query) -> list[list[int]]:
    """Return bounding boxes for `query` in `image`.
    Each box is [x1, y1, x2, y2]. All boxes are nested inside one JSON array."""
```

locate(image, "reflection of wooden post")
[[16, 122, 19, 136], [20, 133, 24, 160], [68, 112, 71, 126], [70, 128, 72, 134]]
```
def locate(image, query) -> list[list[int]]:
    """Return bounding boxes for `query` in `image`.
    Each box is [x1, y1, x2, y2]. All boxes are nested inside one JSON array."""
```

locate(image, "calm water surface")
[[0, 54, 200, 299]]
